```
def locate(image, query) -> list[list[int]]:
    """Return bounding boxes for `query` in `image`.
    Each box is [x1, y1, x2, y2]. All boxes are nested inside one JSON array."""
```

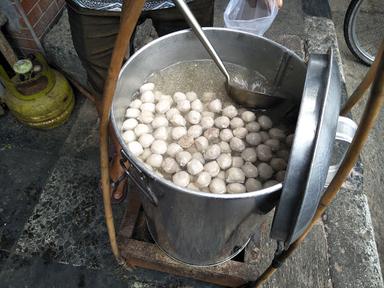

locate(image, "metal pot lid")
[[270, 48, 341, 248]]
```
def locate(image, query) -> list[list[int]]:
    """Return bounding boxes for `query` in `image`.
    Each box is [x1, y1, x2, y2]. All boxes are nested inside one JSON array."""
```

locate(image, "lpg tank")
[[0, 53, 74, 129]]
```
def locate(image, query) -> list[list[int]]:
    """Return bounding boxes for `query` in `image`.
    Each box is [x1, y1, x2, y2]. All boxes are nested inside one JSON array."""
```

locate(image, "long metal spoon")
[[173, 0, 285, 108]]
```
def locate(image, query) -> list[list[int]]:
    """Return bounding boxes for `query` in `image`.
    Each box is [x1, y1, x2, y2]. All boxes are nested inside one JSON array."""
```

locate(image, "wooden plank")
[[244, 220, 270, 265], [118, 186, 142, 242], [243, 221, 264, 265], [118, 183, 261, 287], [121, 239, 259, 287]]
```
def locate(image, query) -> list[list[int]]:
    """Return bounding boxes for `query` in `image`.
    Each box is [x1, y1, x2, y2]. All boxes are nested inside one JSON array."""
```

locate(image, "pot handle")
[[120, 149, 159, 206], [325, 116, 358, 186]]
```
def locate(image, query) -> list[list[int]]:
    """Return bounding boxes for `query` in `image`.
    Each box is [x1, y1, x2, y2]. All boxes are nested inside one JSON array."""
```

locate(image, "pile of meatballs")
[[121, 82, 294, 194]]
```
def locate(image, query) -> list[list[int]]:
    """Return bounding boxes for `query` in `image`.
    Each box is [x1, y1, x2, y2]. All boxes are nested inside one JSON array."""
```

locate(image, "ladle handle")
[[173, 0, 231, 82]]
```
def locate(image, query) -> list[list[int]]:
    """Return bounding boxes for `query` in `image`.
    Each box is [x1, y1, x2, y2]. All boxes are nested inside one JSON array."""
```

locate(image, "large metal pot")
[[111, 28, 307, 265]]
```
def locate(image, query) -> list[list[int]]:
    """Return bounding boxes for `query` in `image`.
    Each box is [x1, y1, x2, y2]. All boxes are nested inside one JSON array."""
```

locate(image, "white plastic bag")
[[224, 0, 278, 36]]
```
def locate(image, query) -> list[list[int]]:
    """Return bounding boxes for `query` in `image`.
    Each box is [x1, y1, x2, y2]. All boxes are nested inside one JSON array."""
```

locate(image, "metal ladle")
[[174, 0, 285, 108]]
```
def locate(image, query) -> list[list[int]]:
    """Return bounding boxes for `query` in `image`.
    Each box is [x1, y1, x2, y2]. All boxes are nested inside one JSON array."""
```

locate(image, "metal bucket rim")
[[111, 27, 300, 199], [119, 27, 303, 77]]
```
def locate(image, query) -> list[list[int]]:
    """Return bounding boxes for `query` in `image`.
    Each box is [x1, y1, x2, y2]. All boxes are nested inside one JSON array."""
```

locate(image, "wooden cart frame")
[[96, 1, 384, 287]]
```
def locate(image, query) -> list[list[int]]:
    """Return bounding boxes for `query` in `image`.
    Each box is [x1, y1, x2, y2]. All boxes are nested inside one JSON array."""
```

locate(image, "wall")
[[0, 0, 66, 55]]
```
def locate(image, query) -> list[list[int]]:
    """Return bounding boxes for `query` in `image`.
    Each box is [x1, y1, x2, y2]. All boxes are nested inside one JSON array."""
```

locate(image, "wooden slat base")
[[117, 185, 261, 287]]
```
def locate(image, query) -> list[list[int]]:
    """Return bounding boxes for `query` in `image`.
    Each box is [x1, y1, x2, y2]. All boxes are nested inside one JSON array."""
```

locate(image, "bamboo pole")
[[0, 32, 18, 67], [248, 42, 384, 288], [99, 0, 145, 260], [341, 40, 384, 116]]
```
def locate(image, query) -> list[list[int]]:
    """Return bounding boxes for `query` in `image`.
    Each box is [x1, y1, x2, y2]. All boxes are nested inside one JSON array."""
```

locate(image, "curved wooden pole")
[[99, 0, 145, 260], [341, 40, 384, 116], [249, 43, 384, 288]]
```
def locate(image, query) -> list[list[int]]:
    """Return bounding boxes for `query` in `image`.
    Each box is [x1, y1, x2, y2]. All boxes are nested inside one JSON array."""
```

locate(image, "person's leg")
[[148, 0, 215, 36], [66, 1, 122, 99]]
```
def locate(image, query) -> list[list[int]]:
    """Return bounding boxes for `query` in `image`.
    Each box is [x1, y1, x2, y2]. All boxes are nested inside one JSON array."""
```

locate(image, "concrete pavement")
[[329, 0, 384, 274]]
